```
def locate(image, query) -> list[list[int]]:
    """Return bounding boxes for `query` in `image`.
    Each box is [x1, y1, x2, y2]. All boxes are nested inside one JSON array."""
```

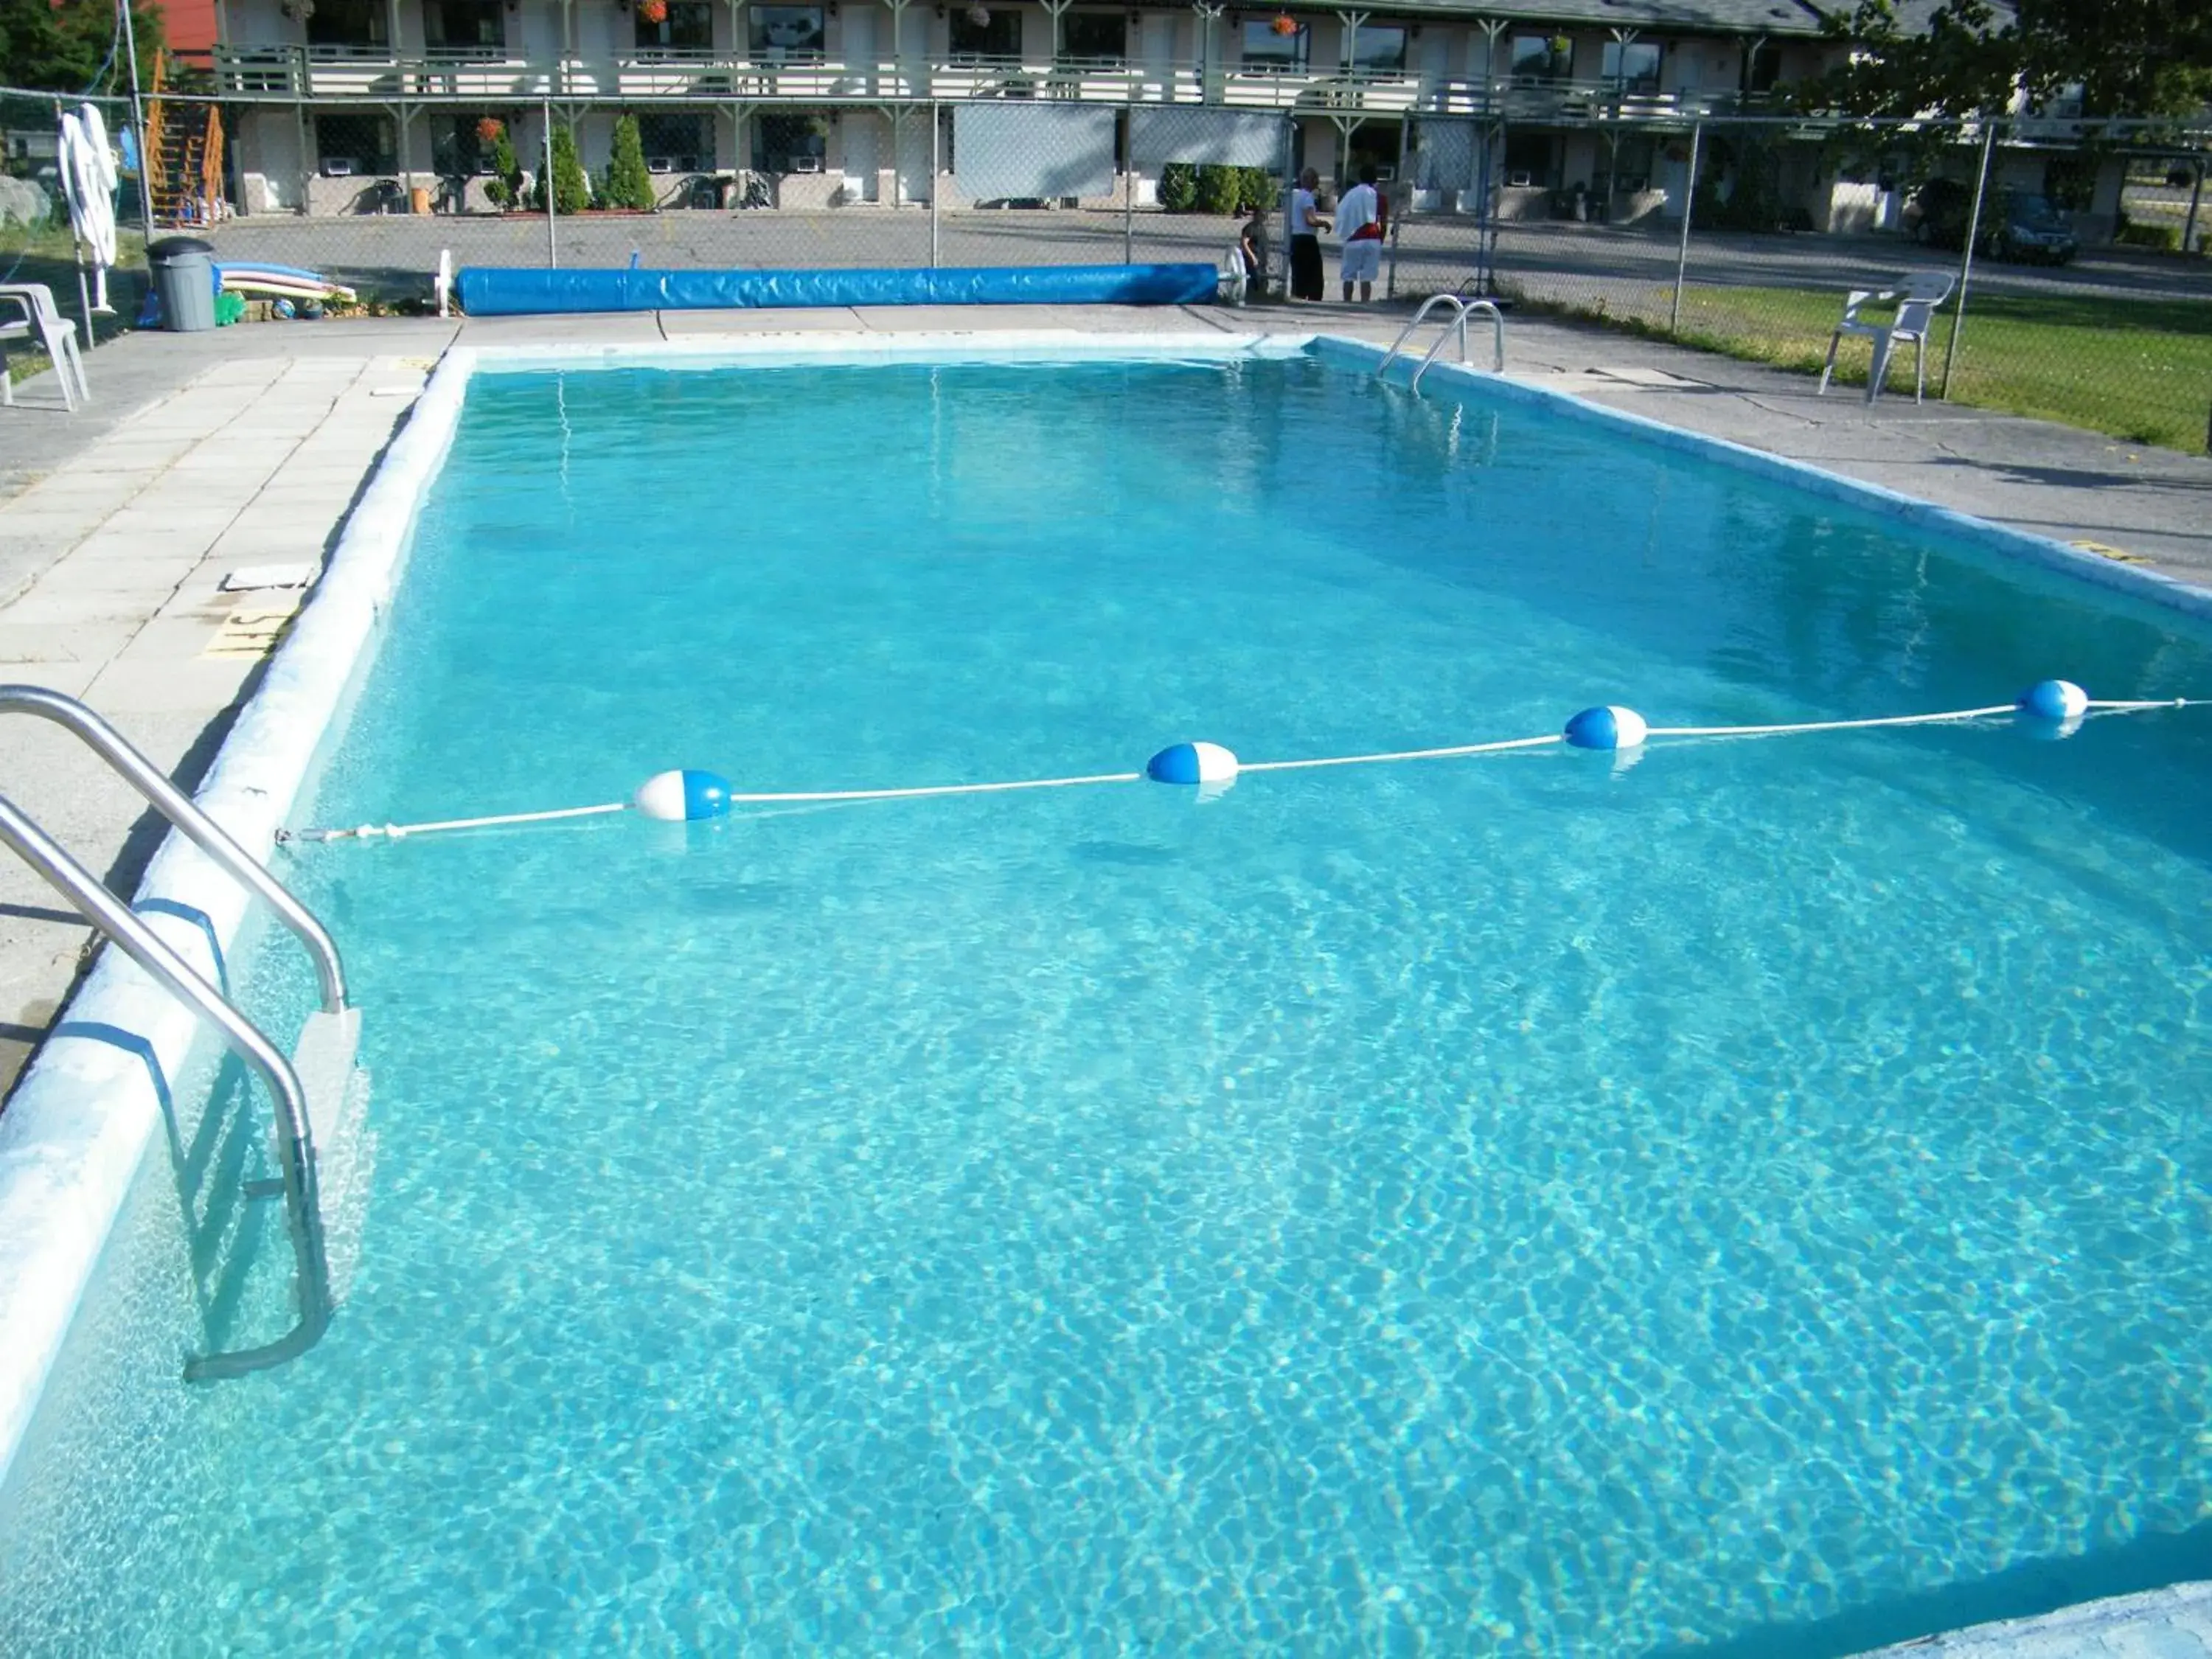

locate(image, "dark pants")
[[1290, 234, 1324, 301]]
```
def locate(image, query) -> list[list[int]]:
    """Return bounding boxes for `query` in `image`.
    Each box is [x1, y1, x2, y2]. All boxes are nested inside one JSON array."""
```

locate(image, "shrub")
[[2115, 218, 2181, 251], [485, 131, 523, 209], [1195, 163, 1241, 215], [1157, 162, 1198, 212], [532, 125, 590, 214], [604, 114, 657, 211]]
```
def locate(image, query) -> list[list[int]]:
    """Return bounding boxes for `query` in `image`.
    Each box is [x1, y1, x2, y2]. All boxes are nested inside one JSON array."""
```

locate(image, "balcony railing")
[[200, 43, 1775, 119]]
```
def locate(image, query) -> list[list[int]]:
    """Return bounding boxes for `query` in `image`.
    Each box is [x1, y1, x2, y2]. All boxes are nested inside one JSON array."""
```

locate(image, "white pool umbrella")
[[58, 105, 120, 315]]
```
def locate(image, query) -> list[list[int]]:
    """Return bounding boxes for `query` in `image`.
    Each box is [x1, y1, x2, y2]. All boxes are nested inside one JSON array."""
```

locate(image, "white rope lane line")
[[276, 684, 2205, 846]]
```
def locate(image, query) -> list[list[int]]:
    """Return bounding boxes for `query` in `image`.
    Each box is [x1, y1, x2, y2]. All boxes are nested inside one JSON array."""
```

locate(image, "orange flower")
[[1270, 13, 1298, 35]]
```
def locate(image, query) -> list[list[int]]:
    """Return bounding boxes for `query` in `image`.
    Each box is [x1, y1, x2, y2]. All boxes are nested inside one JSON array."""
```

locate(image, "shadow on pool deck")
[[1647, 1516, 2212, 1658]]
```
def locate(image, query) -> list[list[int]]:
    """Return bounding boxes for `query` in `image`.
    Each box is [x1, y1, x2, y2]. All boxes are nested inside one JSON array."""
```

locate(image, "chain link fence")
[[2, 87, 150, 374], [7, 85, 2211, 453]]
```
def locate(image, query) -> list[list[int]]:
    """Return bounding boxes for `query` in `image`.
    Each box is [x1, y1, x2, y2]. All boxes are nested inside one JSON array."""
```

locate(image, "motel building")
[[164, 0, 1937, 224]]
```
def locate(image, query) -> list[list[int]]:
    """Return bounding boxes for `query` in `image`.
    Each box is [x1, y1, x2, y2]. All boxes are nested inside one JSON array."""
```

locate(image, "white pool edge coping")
[[1, 324, 2207, 1498]]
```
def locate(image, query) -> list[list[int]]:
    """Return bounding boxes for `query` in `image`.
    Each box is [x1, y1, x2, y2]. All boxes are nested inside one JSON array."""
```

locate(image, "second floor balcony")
[[194, 41, 1793, 122]]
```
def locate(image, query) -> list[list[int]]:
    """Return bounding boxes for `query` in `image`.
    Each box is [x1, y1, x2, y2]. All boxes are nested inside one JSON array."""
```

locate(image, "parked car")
[[1905, 179, 2079, 262]]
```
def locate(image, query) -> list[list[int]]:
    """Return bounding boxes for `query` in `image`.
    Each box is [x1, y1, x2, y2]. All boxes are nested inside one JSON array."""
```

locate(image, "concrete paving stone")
[[29, 559, 200, 601], [0, 622, 139, 665], [4, 475, 152, 515], [0, 658, 100, 700], [61, 441, 199, 475], [0, 509, 119, 546], [0, 590, 161, 627], [77, 654, 257, 714], [106, 616, 224, 663]]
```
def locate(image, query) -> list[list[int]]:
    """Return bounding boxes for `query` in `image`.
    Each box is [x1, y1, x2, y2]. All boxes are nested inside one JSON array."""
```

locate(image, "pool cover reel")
[[451, 263, 1223, 316]]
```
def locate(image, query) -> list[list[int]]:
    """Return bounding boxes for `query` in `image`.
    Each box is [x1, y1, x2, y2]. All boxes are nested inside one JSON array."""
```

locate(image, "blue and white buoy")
[[1146, 741, 1239, 799], [2017, 679, 2089, 722], [1562, 706, 1649, 751], [633, 769, 734, 821]]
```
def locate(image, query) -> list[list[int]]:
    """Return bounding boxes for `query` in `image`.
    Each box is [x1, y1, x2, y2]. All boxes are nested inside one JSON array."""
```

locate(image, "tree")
[[0, 0, 165, 95], [532, 124, 590, 214], [1815, 0, 2212, 119], [603, 114, 657, 211]]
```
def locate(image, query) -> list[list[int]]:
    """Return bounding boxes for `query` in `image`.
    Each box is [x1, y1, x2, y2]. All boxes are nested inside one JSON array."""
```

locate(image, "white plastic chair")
[[0, 283, 90, 411], [1817, 271, 1954, 405]]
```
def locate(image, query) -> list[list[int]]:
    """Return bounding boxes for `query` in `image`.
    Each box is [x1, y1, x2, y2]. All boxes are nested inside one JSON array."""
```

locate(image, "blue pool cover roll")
[[453, 262, 1220, 316]]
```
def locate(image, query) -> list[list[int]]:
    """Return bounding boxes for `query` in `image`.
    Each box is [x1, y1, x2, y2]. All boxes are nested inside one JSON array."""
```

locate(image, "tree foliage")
[[532, 124, 590, 214], [1815, 0, 2212, 119], [0, 0, 164, 95], [602, 114, 656, 210]]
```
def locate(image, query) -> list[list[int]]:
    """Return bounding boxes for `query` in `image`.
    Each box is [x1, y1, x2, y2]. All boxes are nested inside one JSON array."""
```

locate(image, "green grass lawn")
[[1506, 279, 2212, 454]]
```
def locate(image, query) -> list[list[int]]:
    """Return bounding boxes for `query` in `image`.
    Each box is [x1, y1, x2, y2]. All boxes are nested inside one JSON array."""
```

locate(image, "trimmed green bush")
[[604, 114, 657, 211], [1157, 162, 1198, 212], [2115, 218, 2182, 251], [486, 132, 523, 209], [532, 125, 590, 215], [1195, 164, 1241, 215]]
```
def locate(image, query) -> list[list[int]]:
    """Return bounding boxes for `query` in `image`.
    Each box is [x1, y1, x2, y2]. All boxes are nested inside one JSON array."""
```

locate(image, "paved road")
[[195, 206, 2212, 312]]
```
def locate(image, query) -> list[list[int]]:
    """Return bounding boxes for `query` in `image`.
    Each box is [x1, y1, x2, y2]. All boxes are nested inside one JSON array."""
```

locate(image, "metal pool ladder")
[[1377, 294, 1506, 392], [0, 684, 358, 1382]]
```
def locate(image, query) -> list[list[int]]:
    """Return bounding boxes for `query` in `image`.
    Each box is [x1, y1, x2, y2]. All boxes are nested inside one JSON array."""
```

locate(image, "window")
[[314, 112, 397, 174], [431, 112, 507, 174], [1742, 41, 1781, 94], [306, 0, 387, 51], [749, 5, 824, 60], [1239, 18, 1308, 69], [950, 7, 1023, 58], [639, 111, 712, 170], [1059, 12, 1126, 62], [1503, 130, 1557, 188], [1600, 40, 1660, 94], [424, 0, 504, 52], [753, 110, 827, 171], [1509, 34, 1572, 83], [636, 0, 713, 50], [1346, 24, 1405, 73], [1607, 133, 1655, 190]]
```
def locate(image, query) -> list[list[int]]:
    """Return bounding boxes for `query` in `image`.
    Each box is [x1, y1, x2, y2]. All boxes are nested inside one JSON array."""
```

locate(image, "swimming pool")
[[4, 339, 2211, 1654]]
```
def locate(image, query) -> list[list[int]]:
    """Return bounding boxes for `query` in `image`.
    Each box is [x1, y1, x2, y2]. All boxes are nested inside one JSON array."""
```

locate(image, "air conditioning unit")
[[647, 156, 675, 173], [791, 154, 823, 173], [1506, 169, 1533, 187], [321, 156, 358, 176]]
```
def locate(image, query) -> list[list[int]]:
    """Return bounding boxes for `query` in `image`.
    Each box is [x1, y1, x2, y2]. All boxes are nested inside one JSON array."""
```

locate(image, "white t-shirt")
[[1290, 187, 1321, 236], [1335, 181, 1378, 242]]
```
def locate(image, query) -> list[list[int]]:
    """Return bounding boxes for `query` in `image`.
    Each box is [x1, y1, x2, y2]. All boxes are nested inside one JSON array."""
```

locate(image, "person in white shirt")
[[1287, 168, 1330, 302], [1335, 164, 1387, 303]]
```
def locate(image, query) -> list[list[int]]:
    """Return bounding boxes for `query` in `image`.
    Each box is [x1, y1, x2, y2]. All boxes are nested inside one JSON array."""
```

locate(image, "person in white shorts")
[[1335, 164, 1386, 302]]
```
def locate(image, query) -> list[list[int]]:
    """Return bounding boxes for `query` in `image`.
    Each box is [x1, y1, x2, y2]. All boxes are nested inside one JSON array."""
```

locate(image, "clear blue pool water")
[[5, 352, 2212, 1655]]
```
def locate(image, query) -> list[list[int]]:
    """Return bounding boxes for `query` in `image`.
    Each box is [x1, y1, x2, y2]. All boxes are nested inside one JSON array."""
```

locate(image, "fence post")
[[1387, 114, 1408, 299], [1938, 117, 1996, 400], [2184, 159, 2205, 257], [1667, 120, 1701, 335], [1123, 96, 1135, 266], [929, 100, 940, 269], [542, 97, 558, 268], [116, 0, 159, 240]]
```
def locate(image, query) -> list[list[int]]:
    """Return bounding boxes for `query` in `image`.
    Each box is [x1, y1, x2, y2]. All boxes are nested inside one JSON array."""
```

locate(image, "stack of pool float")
[[218, 261, 357, 320]]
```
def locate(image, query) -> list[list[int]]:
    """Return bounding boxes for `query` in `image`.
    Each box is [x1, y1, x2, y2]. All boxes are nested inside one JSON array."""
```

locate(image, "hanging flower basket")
[[1270, 13, 1298, 35], [965, 4, 992, 26], [639, 0, 668, 22], [475, 116, 505, 145]]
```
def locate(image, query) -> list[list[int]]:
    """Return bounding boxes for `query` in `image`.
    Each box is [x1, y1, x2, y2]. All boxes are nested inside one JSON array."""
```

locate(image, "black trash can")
[[147, 236, 218, 333]]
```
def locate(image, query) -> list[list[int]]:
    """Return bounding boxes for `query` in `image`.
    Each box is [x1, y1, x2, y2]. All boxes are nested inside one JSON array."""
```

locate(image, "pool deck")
[[3, 300, 2211, 1658]]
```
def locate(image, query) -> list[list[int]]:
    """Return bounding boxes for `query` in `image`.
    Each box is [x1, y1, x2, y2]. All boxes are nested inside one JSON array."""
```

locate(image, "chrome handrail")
[[0, 794, 332, 1380], [1377, 295, 1505, 394], [1377, 293, 1467, 379], [0, 685, 347, 1013], [1413, 299, 1505, 389]]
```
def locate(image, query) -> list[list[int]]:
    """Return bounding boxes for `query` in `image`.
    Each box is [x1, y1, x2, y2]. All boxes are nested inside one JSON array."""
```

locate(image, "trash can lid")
[[147, 235, 215, 258]]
